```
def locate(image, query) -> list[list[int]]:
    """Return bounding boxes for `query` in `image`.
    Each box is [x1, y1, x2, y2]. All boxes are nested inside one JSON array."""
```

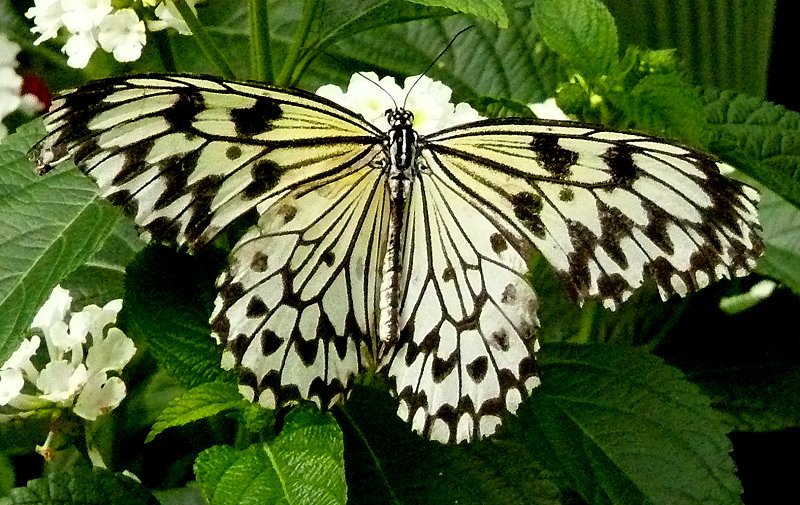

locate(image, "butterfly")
[[32, 73, 763, 443]]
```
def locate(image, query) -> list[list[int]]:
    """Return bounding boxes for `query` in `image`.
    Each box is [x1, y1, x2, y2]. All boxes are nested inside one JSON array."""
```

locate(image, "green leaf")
[[341, 386, 566, 505], [195, 405, 346, 505], [0, 121, 120, 362], [61, 217, 143, 308], [121, 245, 232, 388], [754, 189, 800, 294], [0, 467, 158, 505], [515, 343, 742, 505], [703, 88, 800, 210], [691, 363, 800, 432], [147, 382, 248, 443], [532, 0, 619, 77], [404, 0, 508, 28]]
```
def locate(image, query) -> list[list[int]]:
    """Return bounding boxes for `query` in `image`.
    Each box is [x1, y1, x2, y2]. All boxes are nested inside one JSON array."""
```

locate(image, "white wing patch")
[[210, 166, 389, 410], [385, 164, 540, 443]]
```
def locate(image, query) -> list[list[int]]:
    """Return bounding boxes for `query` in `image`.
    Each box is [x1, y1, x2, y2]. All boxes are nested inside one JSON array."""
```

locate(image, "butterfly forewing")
[[424, 120, 763, 308], [34, 74, 382, 249], [211, 165, 390, 410]]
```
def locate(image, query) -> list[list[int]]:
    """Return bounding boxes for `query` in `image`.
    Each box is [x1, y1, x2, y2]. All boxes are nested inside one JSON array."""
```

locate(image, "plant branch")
[[173, 0, 235, 79], [276, 0, 321, 86], [249, 0, 273, 82]]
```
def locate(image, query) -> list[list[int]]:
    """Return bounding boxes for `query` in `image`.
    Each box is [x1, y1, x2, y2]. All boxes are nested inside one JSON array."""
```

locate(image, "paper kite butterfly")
[[32, 73, 763, 443]]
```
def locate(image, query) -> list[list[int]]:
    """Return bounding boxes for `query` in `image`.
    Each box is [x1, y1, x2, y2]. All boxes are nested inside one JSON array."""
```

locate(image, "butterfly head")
[[386, 108, 414, 127]]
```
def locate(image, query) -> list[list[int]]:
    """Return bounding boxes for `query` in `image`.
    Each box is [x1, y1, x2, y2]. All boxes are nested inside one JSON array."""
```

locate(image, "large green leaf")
[[532, 0, 619, 77], [195, 405, 346, 505], [121, 245, 232, 388], [704, 89, 800, 210], [0, 121, 120, 362], [146, 382, 248, 443], [405, 0, 507, 27], [754, 189, 800, 294], [341, 385, 566, 505], [516, 344, 742, 505], [0, 468, 158, 505]]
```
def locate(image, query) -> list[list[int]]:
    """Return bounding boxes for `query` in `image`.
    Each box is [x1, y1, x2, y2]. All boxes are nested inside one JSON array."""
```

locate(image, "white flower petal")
[[316, 72, 483, 133], [74, 373, 126, 420], [529, 97, 571, 121], [47, 320, 86, 354], [0, 34, 21, 67], [148, 1, 192, 35], [97, 9, 146, 63], [36, 361, 87, 402], [86, 328, 136, 373], [61, 0, 113, 33], [63, 31, 98, 68], [70, 302, 119, 344], [0, 368, 25, 406], [1, 336, 40, 371], [25, 0, 65, 45], [31, 285, 72, 332]]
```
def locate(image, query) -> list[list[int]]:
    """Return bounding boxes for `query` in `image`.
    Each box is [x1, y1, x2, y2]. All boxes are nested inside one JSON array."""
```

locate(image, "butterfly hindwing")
[[384, 161, 540, 443], [211, 165, 390, 410], [424, 120, 763, 308], [34, 74, 382, 249]]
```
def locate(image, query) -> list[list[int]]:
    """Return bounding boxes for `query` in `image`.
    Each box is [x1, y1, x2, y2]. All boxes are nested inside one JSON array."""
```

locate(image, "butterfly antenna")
[[402, 26, 473, 110], [357, 71, 399, 110]]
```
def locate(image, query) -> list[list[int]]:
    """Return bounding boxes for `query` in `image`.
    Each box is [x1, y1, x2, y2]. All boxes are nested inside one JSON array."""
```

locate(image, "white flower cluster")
[[0, 285, 136, 422], [316, 72, 483, 134], [1, 33, 44, 138], [25, 0, 201, 69]]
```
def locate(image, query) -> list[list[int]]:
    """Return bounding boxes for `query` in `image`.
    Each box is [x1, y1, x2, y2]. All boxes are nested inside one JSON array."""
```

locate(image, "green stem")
[[152, 31, 177, 72], [336, 405, 402, 505], [249, 0, 273, 82], [276, 0, 321, 86], [173, 0, 235, 79]]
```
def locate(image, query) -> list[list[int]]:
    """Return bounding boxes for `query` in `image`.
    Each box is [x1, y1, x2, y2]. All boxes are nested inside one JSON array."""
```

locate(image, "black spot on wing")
[[243, 159, 284, 199], [602, 144, 639, 188], [509, 192, 546, 239], [246, 296, 268, 318], [251, 251, 269, 272], [163, 90, 206, 131], [261, 329, 283, 355], [226, 145, 243, 160], [321, 250, 335, 267], [231, 96, 282, 136], [530, 133, 578, 177], [466, 356, 488, 383], [490, 233, 507, 253]]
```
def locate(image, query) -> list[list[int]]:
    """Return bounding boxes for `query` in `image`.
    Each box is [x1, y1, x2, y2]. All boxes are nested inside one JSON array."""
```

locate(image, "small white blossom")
[[63, 31, 98, 68], [60, 0, 112, 34], [2, 33, 43, 138], [25, 0, 65, 44], [316, 73, 482, 133], [98, 9, 146, 63], [0, 285, 134, 423], [529, 98, 571, 121], [0, 369, 25, 406], [148, 0, 193, 35]]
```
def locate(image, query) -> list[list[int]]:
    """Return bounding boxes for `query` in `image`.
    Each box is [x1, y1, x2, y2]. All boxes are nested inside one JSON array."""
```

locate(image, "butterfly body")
[[32, 73, 763, 443]]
